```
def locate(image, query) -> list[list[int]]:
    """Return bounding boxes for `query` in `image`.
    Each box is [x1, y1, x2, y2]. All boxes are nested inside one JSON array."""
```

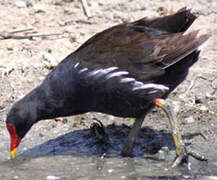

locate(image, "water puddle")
[[1, 124, 217, 179]]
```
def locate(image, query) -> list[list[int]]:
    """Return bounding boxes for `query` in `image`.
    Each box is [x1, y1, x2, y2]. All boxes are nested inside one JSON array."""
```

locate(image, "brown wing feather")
[[154, 31, 209, 68], [73, 9, 209, 82]]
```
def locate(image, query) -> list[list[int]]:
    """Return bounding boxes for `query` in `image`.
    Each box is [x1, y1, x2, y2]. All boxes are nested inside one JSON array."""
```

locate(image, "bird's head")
[[6, 100, 37, 159]]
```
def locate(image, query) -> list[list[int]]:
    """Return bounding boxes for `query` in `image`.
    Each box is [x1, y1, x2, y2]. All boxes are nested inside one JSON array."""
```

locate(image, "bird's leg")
[[155, 98, 207, 168], [121, 113, 147, 157]]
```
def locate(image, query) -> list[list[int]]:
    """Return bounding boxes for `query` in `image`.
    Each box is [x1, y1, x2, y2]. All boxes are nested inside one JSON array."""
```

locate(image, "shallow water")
[[1, 153, 217, 180], [1, 124, 217, 180]]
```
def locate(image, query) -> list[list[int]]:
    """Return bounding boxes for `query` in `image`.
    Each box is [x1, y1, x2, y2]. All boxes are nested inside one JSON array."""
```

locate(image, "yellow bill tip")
[[10, 148, 17, 159]]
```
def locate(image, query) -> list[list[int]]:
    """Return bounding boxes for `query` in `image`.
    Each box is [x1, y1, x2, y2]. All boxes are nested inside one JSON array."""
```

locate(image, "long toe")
[[171, 145, 207, 169]]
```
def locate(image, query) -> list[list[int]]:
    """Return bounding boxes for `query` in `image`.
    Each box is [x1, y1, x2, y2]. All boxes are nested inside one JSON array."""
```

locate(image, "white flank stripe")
[[132, 83, 169, 91], [102, 67, 118, 74], [148, 90, 158, 94], [74, 62, 79, 68], [106, 71, 129, 79], [120, 77, 135, 83], [133, 81, 144, 86], [88, 69, 102, 76], [78, 68, 88, 74]]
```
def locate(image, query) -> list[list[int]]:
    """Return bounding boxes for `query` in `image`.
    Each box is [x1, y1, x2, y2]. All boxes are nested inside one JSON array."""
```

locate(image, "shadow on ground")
[[18, 124, 174, 159]]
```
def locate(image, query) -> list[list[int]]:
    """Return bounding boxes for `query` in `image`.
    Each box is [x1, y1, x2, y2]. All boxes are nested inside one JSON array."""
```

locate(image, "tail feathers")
[[134, 7, 197, 33], [157, 31, 210, 69]]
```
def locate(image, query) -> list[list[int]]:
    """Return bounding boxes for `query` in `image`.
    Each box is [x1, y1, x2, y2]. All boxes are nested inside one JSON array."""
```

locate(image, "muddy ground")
[[0, 0, 217, 179]]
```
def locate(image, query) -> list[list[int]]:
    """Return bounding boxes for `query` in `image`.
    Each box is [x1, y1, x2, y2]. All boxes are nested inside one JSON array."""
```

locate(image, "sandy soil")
[[0, 0, 217, 179]]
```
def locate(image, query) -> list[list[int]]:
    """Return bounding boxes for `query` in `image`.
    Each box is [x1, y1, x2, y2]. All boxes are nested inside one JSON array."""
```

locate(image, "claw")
[[171, 146, 207, 169]]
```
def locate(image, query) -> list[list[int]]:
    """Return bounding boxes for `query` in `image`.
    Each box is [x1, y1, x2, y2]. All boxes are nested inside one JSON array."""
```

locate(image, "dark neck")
[[25, 84, 89, 121]]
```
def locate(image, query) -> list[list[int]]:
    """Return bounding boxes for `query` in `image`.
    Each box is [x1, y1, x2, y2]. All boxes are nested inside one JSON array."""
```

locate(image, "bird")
[[6, 7, 209, 166]]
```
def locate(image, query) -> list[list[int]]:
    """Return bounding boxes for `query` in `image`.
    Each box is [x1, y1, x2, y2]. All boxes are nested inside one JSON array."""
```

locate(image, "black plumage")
[[6, 8, 209, 161]]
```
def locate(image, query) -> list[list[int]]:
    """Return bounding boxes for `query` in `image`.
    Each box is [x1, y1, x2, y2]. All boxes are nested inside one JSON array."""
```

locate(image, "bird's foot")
[[169, 143, 207, 169], [90, 118, 110, 145], [155, 98, 207, 169]]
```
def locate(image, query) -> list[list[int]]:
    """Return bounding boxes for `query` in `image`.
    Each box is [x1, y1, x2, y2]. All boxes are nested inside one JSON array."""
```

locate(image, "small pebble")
[[46, 175, 60, 180], [3, 63, 15, 76], [195, 97, 203, 104], [199, 105, 208, 111], [206, 93, 212, 98], [14, 1, 26, 8], [62, 119, 68, 124], [184, 116, 195, 124], [108, 169, 113, 173], [39, 133, 44, 137], [205, 93, 216, 100], [33, 4, 47, 13], [42, 52, 58, 69]]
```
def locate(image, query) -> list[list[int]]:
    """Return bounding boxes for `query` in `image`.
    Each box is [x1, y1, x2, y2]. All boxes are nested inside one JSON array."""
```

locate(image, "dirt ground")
[[0, 0, 217, 179]]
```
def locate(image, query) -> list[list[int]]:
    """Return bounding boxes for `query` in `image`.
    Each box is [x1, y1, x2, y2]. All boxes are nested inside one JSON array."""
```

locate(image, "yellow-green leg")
[[155, 98, 207, 168]]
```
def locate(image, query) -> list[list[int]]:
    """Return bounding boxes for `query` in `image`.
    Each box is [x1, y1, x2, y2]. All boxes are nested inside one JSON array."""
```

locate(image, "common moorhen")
[[6, 8, 209, 167]]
